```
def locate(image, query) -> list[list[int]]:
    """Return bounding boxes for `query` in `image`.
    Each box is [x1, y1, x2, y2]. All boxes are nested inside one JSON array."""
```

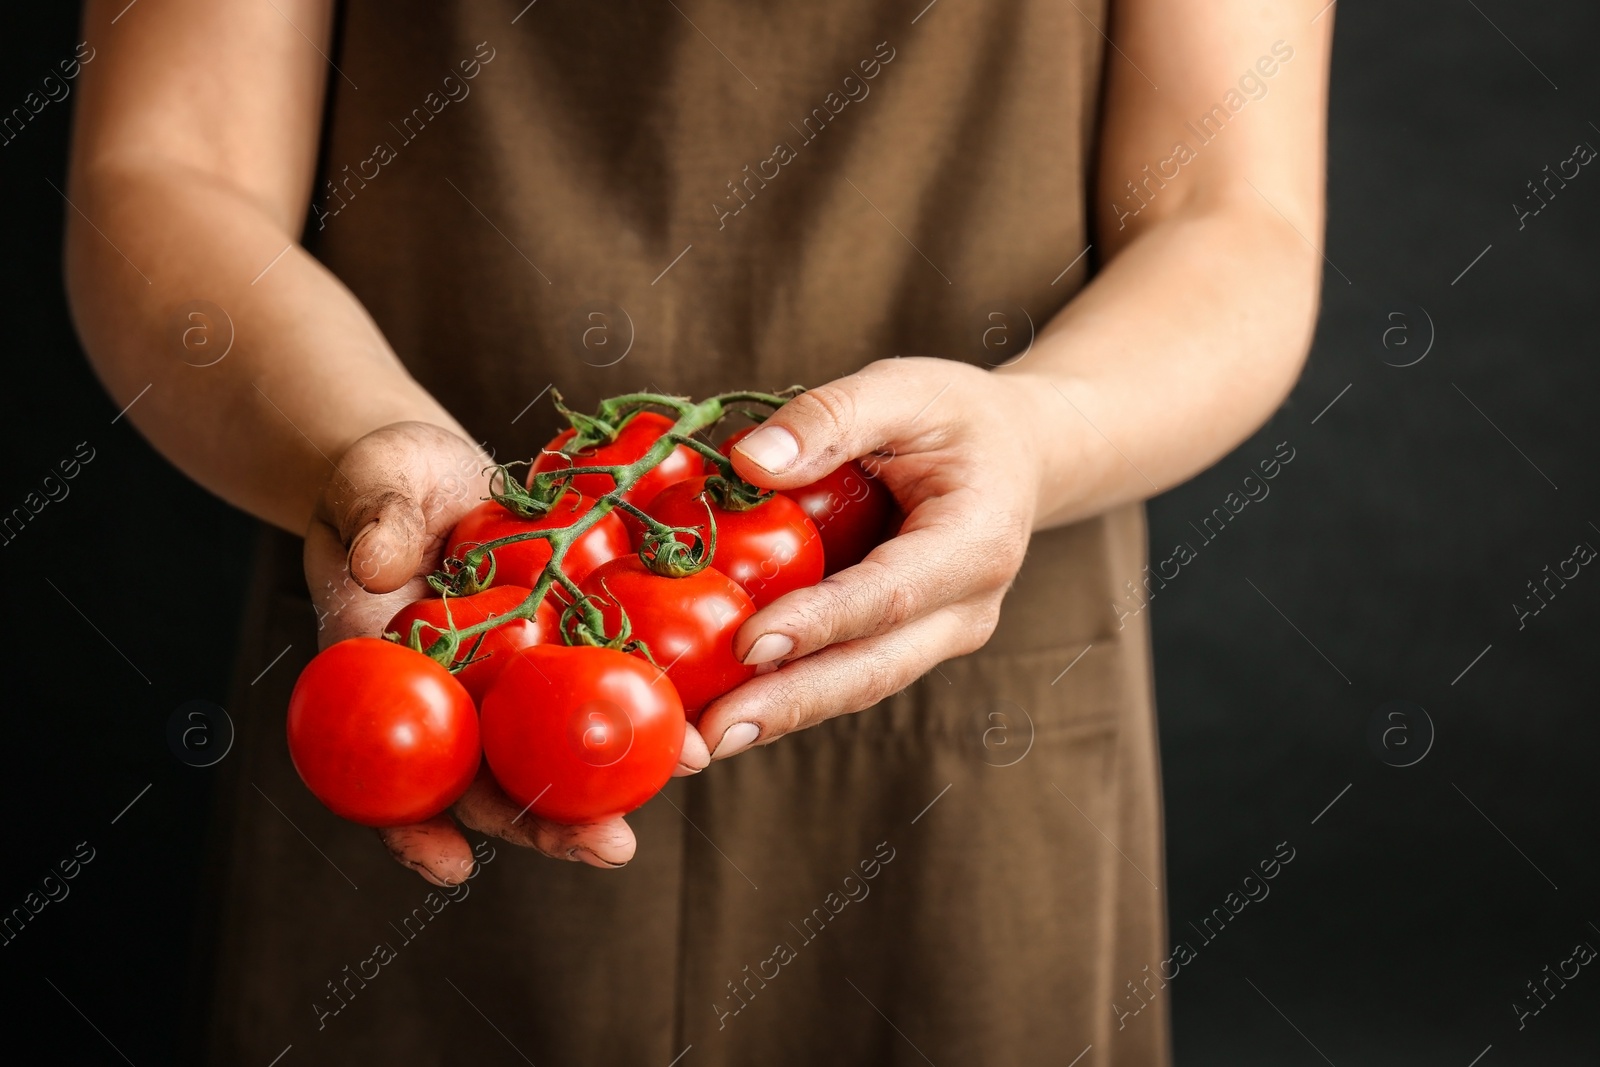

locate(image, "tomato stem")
[[419, 387, 798, 658]]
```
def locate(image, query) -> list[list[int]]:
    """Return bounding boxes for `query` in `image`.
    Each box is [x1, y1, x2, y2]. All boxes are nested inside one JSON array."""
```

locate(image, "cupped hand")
[[304, 421, 699, 882], [691, 358, 1054, 762]]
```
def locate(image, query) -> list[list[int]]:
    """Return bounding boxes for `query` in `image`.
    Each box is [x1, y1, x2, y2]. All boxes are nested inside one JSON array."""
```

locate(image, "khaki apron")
[[201, 2, 1170, 1063]]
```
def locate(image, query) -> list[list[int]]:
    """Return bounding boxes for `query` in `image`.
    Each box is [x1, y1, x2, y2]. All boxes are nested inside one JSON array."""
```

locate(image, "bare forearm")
[[65, 164, 460, 532], [1003, 202, 1320, 530]]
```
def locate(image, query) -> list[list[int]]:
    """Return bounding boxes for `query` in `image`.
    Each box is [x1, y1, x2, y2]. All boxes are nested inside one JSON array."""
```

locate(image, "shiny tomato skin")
[[529, 411, 699, 507], [445, 495, 629, 589], [386, 587, 559, 704], [480, 645, 685, 824], [781, 463, 896, 576], [716, 428, 894, 576], [646, 475, 824, 608], [578, 555, 755, 722], [287, 638, 480, 827]]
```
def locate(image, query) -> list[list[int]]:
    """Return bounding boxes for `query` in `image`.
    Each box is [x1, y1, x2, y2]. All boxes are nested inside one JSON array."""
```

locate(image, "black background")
[[2, 2, 1597, 1064]]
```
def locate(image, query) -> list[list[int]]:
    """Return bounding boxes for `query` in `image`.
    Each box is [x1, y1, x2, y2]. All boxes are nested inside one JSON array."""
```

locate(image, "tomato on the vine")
[[386, 586, 559, 704], [645, 475, 823, 609], [480, 645, 685, 824], [530, 411, 698, 507], [781, 462, 896, 576], [577, 555, 755, 721], [287, 638, 480, 827], [445, 494, 628, 589], [716, 427, 894, 576]]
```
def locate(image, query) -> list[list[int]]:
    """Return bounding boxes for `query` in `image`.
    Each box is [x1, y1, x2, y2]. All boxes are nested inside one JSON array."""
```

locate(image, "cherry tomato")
[[480, 645, 685, 824], [782, 462, 897, 576], [386, 586, 559, 704], [578, 555, 755, 721], [530, 411, 699, 507], [445, 494, 629, 589], [717, 427, 895, 576], [646, 475, 823, 608], [287, 638, 480, 827]]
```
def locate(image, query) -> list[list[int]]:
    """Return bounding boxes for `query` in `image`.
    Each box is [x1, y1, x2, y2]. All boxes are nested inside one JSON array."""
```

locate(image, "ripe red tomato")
[[530, 411, 698, 507], [717, 428, 894, 576], [480, 645, 685, 824], [386, 586, 559, 704], [287, 638, 480, 827], [445, 494, 629, 589], [781, 462, 896, 576], [578, 555, 755, 721], [645, 475, 823, 608]]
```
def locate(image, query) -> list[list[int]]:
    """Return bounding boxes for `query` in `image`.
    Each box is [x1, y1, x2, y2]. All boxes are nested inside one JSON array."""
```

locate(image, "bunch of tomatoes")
[[287, 389, 894, 830]]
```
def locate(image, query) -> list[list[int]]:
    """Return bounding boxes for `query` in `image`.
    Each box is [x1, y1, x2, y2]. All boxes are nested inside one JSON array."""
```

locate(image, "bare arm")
[[66, 0, 460, 534], [1008, 0, 1331, 528], [67, 0, 638, 881], [697, 0, 1333, 758]]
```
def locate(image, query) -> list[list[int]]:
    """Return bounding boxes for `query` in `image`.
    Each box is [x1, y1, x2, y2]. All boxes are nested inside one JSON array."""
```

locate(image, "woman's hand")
[[305, 421, 657, 882], [690, 358, 1059, 762], [685, 0, 1338, 761]]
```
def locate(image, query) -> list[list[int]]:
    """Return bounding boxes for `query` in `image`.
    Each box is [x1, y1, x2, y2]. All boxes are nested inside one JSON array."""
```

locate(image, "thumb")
[[302, 486, 429, 648], [343, 494, 427, 594], [322, 454, 433, 597], [319, 421, 489, 594], [728, 362, 907, 489]]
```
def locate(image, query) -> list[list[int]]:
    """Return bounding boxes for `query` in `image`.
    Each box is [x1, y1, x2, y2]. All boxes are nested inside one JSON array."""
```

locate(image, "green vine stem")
[[410, 387, 799, 664], [701, 473, 770, 512], [487, 461, 560, 518], [593, 391, 696, 423], [638, 498, 718, 578], [661, 432, 775, 510], [664, 432, 728, 470]]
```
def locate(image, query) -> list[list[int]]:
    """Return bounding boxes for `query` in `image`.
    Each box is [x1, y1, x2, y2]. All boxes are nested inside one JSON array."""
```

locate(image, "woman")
[[65, 1, 1330, 1062]]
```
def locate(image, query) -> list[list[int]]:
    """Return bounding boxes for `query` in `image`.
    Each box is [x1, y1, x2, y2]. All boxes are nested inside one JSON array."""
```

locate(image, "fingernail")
[[743, 632, 793, 665], [347, 522, 381, 576], [576, 847, 627, 869], [711, 722, 761, 760], [734, 425, 799, 474], [411, 863, 450, 887], [672, 760, 703, 777]]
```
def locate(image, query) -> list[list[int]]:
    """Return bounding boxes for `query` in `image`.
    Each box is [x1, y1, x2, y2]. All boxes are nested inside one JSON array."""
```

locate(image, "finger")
[[452, 775, 637, 868], [305, 521, 438, 646], [732, 490, 1022, 664], [321, 423, 489, 594], [673, 719, 710, 777], [378, 815, 476, 886], [729, 358, 976, 488], [328, 477, 430, 596], [700, 603, 992, 758]]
